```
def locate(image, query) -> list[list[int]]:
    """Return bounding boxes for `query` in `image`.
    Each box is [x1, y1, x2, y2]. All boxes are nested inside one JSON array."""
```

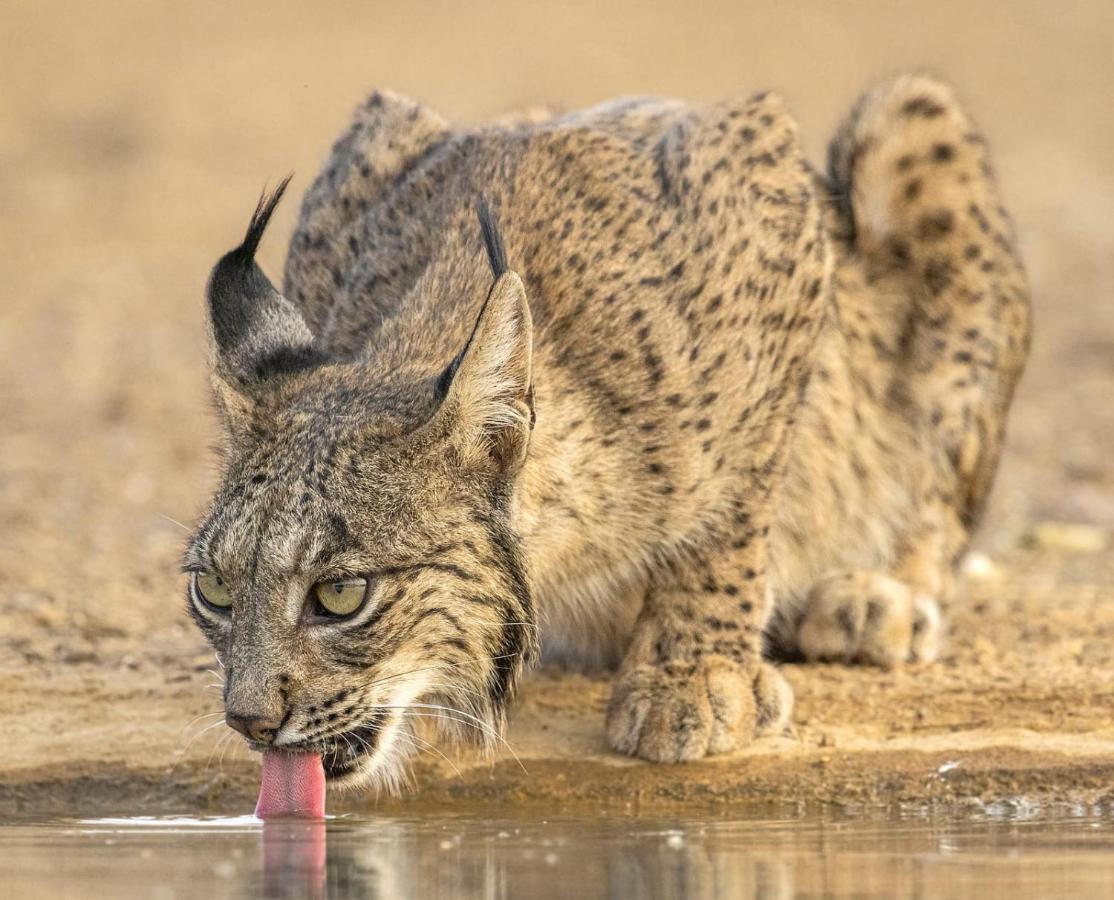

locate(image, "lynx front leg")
[[607, 534, 793, 763]]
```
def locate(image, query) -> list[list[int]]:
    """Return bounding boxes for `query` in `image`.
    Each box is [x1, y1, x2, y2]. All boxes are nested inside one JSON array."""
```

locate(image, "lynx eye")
[[194, 572, 233, 612], [312, 577, 369, 618]]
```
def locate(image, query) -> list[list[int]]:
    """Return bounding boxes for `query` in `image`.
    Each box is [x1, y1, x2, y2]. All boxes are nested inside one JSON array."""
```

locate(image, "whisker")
[[218, 729, 242, 775], [362, 665, 442, 690], [374, 704, 526, 774], [159, 513, 191, 533], [181, 710, 225, 731], [205, 731, 232, 773], [379, 723, 463, 779], [171, 714, 230, 772], [346, 712, 463, 779]]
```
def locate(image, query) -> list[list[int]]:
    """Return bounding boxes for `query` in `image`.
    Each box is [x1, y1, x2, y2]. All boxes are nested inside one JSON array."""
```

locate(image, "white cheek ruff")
[[327, 675, 431, 795]]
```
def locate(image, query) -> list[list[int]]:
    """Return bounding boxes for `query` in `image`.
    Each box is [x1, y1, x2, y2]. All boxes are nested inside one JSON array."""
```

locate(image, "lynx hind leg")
[[829, 75, 1031, 527], [283, 91, 449, 328], [798, 571, 941, 668]]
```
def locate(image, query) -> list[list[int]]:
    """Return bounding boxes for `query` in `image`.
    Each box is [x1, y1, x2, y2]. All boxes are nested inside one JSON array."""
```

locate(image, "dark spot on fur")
[[902, 96, 946, 118], [917, 209, 954, 240], [932, 142, 955, 162]]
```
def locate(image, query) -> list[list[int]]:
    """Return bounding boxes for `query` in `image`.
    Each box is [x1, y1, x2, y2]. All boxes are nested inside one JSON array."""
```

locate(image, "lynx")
[[184, 74, 1029, 789]]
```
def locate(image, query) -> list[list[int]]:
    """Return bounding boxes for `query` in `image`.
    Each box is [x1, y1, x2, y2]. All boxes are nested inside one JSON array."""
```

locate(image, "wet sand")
[[1, 0, 1112, 814]]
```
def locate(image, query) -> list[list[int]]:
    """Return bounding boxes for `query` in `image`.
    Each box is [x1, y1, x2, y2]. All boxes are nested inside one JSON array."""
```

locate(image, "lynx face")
[[185, 186, 537, 789]]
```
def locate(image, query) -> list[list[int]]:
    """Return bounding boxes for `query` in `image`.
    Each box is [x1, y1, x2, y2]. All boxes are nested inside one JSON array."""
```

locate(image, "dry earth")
[[1, 0, 1112, 815]]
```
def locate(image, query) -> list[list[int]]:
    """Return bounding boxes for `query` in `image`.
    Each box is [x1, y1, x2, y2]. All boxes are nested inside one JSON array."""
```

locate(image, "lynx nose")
[[226, 711, 284, 743]]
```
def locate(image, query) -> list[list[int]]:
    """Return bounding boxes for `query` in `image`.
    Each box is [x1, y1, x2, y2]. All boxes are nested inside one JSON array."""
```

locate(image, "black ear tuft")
[[207, 175, 323, 387], [236, 174, 293, 265], [475, 196, 508, 279]]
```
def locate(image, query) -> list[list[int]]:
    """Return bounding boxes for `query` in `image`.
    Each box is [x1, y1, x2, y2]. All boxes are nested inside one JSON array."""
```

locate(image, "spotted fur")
[[184, 74, 1029, 785]]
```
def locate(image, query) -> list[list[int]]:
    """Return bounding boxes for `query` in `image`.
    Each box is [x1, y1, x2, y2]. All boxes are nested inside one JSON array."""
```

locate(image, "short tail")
[[829, 74, 1031, 529]]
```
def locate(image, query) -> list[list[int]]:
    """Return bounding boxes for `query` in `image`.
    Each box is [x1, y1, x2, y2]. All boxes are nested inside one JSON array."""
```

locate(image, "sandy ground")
[[1, 0, 1112, 815]]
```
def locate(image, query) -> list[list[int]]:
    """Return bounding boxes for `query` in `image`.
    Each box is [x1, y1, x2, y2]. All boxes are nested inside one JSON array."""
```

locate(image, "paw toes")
[[705, 658, 755, 754], [858, 591, 913, 668], [606, 666, 710, 763], [605, 695, 651, 758], [608, 657, 795, 761], [910, 594, 942, 663], [799, 572, 940, 668], [753, 663, 793, 735], [639, 693, 711, 763]]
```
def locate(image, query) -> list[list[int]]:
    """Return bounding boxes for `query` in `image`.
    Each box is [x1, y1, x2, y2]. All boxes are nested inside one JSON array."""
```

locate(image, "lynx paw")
[[606, 657, 793, 763], [798, 571, 940, 668]]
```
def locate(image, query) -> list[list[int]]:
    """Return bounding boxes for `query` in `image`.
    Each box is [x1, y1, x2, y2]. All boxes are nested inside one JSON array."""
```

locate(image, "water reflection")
[[244, 806, 1114, 900], [260, 821, 326, 898], [2, 805, 1113, 899]]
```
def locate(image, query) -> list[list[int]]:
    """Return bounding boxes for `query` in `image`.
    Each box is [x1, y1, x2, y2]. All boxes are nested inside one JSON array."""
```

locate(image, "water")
[[2, 803, 1113, 899]]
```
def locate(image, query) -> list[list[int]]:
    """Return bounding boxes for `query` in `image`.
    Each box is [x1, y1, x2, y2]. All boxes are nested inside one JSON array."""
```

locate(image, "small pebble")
[[961, 552, 1000, 580], [1029, 522, 1108, 553]]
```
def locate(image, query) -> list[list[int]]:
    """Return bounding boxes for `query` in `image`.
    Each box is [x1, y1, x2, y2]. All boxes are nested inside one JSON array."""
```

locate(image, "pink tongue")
[[255, 751, 326, 820]]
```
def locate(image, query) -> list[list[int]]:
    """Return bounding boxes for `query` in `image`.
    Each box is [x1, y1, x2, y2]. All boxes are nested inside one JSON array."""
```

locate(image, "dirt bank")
[[3, 541, 1113, 815], [1, 0, 1112, 815]]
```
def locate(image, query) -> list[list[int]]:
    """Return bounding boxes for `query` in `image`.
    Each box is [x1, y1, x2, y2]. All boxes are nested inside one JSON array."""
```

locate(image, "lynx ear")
[[205, 177, 325, 419], [440, 269, 534, 472]]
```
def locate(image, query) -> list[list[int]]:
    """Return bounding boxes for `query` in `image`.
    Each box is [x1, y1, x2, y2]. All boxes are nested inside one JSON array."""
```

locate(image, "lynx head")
[[183, 180, 538, 790]]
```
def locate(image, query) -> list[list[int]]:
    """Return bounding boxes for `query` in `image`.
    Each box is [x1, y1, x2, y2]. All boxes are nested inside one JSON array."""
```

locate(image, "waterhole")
[[2, 802, 1112, 898]]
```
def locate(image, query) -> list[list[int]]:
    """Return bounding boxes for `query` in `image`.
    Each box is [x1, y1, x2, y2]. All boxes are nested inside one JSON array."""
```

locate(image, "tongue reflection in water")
[[262, 820, 327, 898]]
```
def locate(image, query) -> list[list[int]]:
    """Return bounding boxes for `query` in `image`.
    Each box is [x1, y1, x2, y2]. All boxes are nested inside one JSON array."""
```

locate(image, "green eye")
[[195, 572, 233, 611], [313, 578, 369, 618]]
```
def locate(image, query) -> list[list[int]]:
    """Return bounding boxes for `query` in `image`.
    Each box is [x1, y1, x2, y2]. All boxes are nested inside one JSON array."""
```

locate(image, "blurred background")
[[1, 0, 1111, 659]]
